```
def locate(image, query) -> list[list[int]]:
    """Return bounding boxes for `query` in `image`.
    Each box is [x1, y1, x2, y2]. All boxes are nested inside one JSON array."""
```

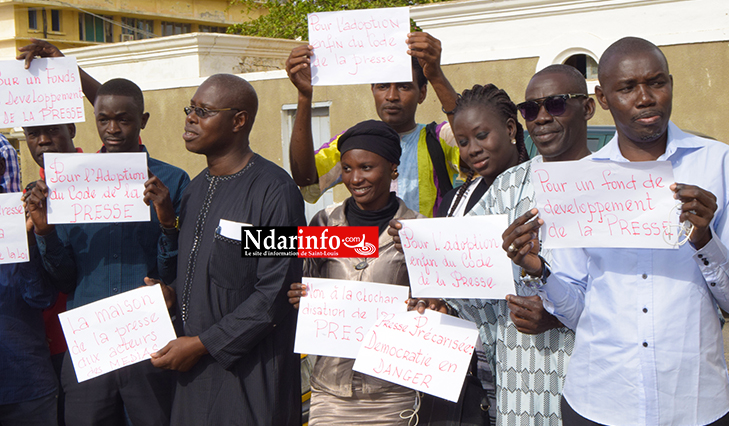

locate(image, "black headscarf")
[[338, 120, 402, 233], [338, 120, 401, 165]]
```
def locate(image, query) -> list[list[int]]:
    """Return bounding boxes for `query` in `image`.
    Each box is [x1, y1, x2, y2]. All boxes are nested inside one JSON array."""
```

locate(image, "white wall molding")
[[411, 0, 729, 75]]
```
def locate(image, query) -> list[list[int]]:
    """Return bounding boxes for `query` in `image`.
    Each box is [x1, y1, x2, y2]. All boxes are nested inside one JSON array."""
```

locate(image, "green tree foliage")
[[228, 0, 447, 40]]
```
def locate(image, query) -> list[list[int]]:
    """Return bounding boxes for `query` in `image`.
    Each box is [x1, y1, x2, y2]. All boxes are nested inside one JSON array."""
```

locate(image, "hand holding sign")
[[17, 38, 64, 70], [150, 336, 208, 373], [22, 180, 54, 236], [143, 171, 175, 229], [671, 183, 717, 249], [286, 45, 314, 98], [502, 208, 544, 277]]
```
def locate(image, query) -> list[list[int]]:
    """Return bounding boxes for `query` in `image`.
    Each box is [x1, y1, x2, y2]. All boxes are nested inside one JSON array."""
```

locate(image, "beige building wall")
[[18, 39, 729, 190]]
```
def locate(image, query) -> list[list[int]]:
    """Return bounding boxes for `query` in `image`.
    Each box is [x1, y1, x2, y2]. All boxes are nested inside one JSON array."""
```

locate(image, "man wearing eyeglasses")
[[22, 71, 190, 425], [506, 37, 729, 425], [442, 64, 595, 425], [147, 74, 304, 426]]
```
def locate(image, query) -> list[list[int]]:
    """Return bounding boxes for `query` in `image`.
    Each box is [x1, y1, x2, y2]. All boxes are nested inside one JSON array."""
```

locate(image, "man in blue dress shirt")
[[505, 37, 729, 425]]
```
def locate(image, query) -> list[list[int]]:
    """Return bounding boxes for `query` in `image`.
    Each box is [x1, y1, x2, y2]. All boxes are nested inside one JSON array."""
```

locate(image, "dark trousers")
[[61, 352, 175, 426], [0, 393, 58, 426], [561, 396, 729, 426]]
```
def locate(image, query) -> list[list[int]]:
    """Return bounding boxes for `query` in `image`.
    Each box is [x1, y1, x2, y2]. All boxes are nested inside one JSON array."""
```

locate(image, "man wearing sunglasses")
[[506, 37, 729, 425], [455, 64, 595, 425]]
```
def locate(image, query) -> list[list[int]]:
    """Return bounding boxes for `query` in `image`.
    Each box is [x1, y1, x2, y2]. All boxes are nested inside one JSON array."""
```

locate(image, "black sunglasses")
[[184, 106, 240, 118], [516, 94, 587, 122]]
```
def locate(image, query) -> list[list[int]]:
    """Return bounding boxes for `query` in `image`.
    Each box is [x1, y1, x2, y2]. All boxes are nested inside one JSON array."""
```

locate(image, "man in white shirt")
[[505, 37, 729, 425]]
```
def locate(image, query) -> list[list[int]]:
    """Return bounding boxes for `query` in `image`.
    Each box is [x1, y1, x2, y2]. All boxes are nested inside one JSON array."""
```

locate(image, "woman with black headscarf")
[[288, 120, 422, 425]]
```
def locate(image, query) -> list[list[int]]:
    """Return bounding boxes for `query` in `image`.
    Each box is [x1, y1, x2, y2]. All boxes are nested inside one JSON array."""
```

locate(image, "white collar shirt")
[[539, 122, 729, 425]]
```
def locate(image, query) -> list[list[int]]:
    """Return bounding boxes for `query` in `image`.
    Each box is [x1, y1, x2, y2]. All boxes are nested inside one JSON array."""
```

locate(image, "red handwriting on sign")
[[2, 247, 28, 261], [542, 193, 656, 223], [314, 319, 364, 342], [347, 53, 395, 75], [46, 157, 80, 184], [372, 357, 433, 387], [5, 89, 83, 109], [364, 330, 433, 366], [449, 271, 494, 289], [0, 72, 20, 86], [40, 106, 83, 121], [109, 331, 159, 358], [108, 340, 159, 368], [94, 294, 155, 324], [409, 253, 438, 274], [0, 204, 23, 216], [71, 203, 134, 223]]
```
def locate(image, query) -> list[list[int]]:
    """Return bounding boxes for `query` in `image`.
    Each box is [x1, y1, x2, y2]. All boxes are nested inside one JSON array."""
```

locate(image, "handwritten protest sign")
[[59, 285, 176, 382], [532, 160, 679, 249], [353, 310, 478, 402], [308, 7, 411, 85], [294, 277, 408, 358], [0, 193, 29, 264], [399, 216, 514, 299], [44, 153, 150, 224], [0, 57, 84, 127]]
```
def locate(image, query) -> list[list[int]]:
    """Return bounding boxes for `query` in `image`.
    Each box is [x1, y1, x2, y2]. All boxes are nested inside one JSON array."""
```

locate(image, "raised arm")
[[286, 45, 318, 187], [17, 38, 102, 105], [407, 32, 459, 126]]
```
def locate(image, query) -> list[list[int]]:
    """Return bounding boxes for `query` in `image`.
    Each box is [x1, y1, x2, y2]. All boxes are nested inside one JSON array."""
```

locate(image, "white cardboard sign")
[[0, 57, 84, 127], [44, 153, 150, 224], [294, 277, 409, 359], [353, 310, 478, 402], [532, 160, 680, 248], [399, 216, 514, 299], [308, 7, 411, 86], [59, 285, 177, 382], [0, 193, 29, 264]]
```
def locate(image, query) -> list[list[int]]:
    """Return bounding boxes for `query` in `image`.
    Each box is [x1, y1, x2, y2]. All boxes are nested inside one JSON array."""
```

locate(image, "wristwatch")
[[160, 216, 180, 236], [520, 255, 551, 289]]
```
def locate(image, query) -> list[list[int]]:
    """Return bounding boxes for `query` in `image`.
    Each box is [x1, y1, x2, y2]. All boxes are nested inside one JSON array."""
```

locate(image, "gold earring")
[[511, 138, 517, 145], [392, 169, 399, 179]]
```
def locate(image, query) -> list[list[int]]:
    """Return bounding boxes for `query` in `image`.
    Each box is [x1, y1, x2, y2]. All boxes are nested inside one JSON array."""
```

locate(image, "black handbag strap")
[[425, 122, 454, 198]]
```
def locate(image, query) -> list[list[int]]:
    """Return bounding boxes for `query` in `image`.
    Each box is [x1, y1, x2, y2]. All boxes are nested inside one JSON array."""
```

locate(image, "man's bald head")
[[595, 37, 673, 154], [203, 74, 258, 130], [532, 64, 588, 94], [598, 37, 669, 84]]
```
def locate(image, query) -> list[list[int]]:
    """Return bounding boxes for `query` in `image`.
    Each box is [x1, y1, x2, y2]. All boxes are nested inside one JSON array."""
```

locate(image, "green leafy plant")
[[228, 0, 447, 40]]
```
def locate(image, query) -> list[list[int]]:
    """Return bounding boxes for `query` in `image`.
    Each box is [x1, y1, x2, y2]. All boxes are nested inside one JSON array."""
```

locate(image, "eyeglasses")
[[184, 106, 240, 118], [516, 94, 587, 122]]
